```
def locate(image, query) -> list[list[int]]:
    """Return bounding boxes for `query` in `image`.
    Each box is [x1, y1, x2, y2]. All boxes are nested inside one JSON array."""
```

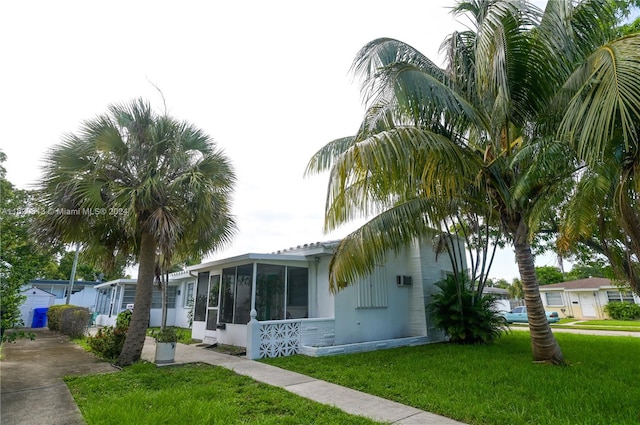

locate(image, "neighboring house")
[[27, 279, 100, 309], [539, 277, 639, 319], [482, 287, 511, 312], [188, 236, 464, 359], [93, 271, 195, 328]]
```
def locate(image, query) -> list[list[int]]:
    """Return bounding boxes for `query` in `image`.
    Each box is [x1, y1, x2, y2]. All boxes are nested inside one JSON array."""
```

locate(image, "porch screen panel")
[[194, 272, 209, 322], [220, 268, 236, 323], [355, 266, 388, 309], [287, 266, 309, 319], [255, 264, 285, 321], [233, 264, 253, 324], [208, 275, 220, 308], [120, 286, 135, 309]]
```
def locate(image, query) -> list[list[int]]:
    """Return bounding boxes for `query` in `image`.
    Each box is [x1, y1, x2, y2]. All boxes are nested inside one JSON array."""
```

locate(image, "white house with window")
[[188, 235, 464, 359], [539, 277, 639, 319], [93, 271, 195, 327]]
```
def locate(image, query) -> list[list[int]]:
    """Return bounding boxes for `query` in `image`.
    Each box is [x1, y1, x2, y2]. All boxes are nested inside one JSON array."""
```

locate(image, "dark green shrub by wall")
[[430, 275, 508, 344], [47, 305, 74, 331], [60, 306, 90, 338], [604, 302, 640, 320]]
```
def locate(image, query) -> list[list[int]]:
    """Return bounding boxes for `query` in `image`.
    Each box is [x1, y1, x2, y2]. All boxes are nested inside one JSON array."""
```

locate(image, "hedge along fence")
[[47, 305, 90, 338]]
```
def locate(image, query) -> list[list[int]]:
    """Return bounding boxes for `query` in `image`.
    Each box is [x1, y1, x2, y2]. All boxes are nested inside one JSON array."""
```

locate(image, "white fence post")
[[246, 309, 261, 360]]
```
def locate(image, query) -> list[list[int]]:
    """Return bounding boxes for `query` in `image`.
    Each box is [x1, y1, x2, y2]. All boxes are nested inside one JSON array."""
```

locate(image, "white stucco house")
[[93, 271, 195, 328], [188, 235, 464, 359], [27, 279, 100, 309], [539, 277, 639, 319]]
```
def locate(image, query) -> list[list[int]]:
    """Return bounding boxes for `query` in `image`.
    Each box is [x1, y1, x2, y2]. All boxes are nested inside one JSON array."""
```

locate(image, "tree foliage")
[[35, 99, 237, 366], [307, 0, 640, 364]]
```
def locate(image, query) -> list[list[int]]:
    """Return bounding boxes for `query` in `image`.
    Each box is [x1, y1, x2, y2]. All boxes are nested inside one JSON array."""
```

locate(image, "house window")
[[355, 266, 388, 309], [545, 292, 563, 306], [607, 290, 636, 303], [150, 286, 177, 309], [184, 282, 195, 308]]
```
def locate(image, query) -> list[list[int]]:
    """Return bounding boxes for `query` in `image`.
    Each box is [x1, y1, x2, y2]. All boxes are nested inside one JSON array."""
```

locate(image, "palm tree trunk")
[[512, 219, 564, 365], [116, 231, 156, 366]]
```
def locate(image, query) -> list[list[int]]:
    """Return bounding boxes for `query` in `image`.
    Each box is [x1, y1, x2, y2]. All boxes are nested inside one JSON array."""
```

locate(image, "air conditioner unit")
[[396, 275, 412, 286]]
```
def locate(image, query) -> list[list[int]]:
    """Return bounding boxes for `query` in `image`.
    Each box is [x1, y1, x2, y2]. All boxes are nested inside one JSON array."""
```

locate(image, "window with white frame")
[[607, 290, 636, 303], [545, 292, 563, 306], [184, 281, 195, 307]]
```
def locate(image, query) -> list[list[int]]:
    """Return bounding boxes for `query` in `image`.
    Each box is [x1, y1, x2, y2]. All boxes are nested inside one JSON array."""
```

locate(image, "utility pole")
[[65, 243, 80, 304]]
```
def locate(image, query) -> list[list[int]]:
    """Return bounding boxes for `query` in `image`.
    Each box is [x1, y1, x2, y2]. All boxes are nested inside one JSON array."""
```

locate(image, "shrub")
[[115, 309, 132, 329], [604, 302, 640, 320], [87, 310, 132, 360], [47, 305, 74, 331], [60, 307, 90, 339], [87, 326, 128, 360], [430, 275, 507, 344]]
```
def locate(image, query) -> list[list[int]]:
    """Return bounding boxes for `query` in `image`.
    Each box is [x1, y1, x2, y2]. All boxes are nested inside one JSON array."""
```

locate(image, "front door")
[[578, 292, 597, 317]]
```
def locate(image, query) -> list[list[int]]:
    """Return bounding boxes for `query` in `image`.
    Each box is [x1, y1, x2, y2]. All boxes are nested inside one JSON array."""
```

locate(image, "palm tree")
[[557, 32, 640, 294], [36, 99, 236, 366], [307, 1, 637, 364]]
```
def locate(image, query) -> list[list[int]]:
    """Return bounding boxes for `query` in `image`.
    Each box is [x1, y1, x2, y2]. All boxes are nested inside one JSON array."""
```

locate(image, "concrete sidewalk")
[[140, 338, 465, 424]]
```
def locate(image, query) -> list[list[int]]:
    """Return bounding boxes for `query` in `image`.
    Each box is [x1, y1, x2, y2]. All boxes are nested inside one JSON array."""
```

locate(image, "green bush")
[[604, 302, 640, 320], [115, 309, 132, 329], [430, 275, 507, 344], [47, 305, 74, 331], [87, 326, 128, 360], [60, 307, 90, 339], [87, 310, 131, 360]]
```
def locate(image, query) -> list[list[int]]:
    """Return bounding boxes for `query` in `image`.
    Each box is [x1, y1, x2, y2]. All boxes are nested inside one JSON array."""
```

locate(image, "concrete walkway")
[[140, 338, 466, 425], [0, 329, 119, 425]]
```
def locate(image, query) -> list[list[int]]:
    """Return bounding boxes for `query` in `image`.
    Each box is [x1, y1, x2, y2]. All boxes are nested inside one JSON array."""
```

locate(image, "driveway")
[[1, 328, 119, 425]]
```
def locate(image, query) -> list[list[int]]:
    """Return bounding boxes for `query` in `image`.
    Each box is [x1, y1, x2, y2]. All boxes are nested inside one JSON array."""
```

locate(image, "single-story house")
[[539, 277, 639, 319], [187, 236, 465, 359], [93, 271, 195, 328], [27, 279, 100, 309]]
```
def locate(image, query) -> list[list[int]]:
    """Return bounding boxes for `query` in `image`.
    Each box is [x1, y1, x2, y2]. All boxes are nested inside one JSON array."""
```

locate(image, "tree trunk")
[[512, 219, 564, 365], [116, 231, 156, 366]]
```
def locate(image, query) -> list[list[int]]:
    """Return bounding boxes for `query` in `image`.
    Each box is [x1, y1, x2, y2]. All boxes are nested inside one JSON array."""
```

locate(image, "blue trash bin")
[[32, 307, 49, 328]]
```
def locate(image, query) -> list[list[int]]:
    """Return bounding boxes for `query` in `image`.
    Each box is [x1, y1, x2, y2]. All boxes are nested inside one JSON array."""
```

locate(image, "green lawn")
[[263, 333, 640, 425], [65, 362, 380, 425], [575, 320, 640, 328]]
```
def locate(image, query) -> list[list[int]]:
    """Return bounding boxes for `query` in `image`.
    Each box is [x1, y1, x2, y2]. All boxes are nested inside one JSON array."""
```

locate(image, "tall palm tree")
[[557, 32, 640, 294], [36, 99, 236, 366], [307, 1, 637, 364]]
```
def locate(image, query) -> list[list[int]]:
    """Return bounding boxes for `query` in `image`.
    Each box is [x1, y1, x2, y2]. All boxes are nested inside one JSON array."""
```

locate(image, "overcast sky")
[[0, 0, 562, 280]]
